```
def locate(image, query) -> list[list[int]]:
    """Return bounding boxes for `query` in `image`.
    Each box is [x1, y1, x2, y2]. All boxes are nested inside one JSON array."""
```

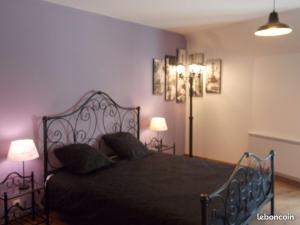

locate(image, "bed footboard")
[[200, 150, 275, 225]]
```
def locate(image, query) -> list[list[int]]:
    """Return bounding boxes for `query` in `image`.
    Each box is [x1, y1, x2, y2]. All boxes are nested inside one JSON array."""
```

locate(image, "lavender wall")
[[0, 0, 186, 181]]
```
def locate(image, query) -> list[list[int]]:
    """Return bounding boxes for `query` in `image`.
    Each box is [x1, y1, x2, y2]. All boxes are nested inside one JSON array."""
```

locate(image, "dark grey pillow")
[[103, 132, 150, 160], [54, 144, 113, 175], [98, 139, 116, 157]]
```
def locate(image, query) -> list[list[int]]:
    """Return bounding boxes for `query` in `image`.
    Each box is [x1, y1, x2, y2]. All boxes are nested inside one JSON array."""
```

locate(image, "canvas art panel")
[[177, 49, 186, 65], [153, 58, 165, 95], [176, 49, 186, 103], [192, 74, 203, 97], [176, 74, 186, 102], [188, 53, 204, 65], [206, 59, 222, 94], [165, 56, 177, 101]]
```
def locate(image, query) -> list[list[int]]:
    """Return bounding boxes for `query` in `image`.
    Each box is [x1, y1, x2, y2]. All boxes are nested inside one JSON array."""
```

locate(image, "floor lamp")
[[177, 54, 206, 157]]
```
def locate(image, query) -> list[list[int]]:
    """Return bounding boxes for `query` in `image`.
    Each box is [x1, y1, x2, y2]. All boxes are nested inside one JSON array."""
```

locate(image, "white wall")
[[249, 53, 300, 180], [186, 9, 300, 179], [252, 53, 300, 137], [184, 55, 253, 163]]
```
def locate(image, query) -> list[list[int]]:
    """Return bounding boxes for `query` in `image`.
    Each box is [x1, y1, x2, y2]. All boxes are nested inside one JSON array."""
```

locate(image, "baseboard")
[[187, 154, 300, 187], [276, 173, 300, 188]]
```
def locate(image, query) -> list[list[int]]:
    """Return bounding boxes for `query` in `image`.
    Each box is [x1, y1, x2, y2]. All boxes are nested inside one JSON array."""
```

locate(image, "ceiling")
[[43, 0, 300, 34]]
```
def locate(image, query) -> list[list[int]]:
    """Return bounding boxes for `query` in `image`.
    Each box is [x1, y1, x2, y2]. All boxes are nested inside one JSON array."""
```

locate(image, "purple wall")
[[0, 0, 186, 181]]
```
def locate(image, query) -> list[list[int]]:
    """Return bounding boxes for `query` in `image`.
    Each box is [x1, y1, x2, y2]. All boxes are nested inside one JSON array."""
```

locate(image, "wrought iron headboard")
[[42, 91, 140, 181]]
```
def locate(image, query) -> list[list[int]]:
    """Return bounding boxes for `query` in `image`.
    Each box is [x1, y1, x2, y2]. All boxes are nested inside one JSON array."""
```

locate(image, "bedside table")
[[0, 172, 48, 225], [145, 138, 176, 155]]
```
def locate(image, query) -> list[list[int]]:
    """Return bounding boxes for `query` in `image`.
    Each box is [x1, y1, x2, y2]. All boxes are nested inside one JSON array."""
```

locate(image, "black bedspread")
[[47, 153, 234, 225]]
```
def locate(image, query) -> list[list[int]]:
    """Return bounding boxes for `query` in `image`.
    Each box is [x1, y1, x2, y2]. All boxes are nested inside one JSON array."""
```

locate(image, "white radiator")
[[248, 132, 300, 182]]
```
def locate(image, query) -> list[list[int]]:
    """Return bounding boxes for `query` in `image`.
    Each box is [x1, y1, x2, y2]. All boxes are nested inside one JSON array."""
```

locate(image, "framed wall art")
[[152, 58, 165, 95], [206, 59, 222, 94], [177, 49, 186, 65], [192, 74, 203, 97], [176, 74, 186, 102], [165, 55, 177, 101], [176, 49, 186, 103], [188, 53, 204, 65]]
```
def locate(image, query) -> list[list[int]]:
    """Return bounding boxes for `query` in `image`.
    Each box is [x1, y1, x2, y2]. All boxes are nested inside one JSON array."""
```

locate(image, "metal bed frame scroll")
[[200, 151, 275, 225], [42, 91, 140, 179]]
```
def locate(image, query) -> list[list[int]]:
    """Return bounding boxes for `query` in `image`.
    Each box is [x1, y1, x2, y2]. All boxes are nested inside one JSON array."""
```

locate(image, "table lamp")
[[149, 117, 168, 144], [7, 139, 39, 190]]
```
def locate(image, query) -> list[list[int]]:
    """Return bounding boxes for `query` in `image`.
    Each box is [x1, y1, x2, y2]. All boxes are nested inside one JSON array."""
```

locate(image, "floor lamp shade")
[[7, 139, 39, 162], [149, 117, 168, 131]]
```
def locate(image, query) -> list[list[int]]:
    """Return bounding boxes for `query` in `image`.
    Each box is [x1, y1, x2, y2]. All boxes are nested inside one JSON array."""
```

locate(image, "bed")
[[42, 91, 275, 225]]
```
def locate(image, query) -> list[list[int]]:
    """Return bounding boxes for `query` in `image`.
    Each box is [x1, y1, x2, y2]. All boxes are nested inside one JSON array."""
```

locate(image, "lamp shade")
[[255, 11, 292, 37], [176, 65, 186, 75], [188, 53, 207, 74], [149, 117, 168, 131], [189, 64, 201, 74], [7, 139, 39, 162]]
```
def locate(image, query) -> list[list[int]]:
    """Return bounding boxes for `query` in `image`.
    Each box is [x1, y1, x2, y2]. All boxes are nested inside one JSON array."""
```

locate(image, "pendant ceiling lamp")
[[255, 0, 292, 37]]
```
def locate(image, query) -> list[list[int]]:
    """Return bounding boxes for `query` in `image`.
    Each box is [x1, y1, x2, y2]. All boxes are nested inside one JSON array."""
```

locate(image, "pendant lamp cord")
[[273, 0, 276, 12]]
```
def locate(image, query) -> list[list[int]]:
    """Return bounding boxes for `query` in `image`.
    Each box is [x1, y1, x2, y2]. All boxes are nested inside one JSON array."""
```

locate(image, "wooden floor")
[[250, 180, 300, 225], [50, 180, 300, 225]]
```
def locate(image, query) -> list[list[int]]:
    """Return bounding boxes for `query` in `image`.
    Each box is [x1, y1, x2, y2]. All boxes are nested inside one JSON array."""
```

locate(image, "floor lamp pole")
[[189, 74, 194, 157]]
